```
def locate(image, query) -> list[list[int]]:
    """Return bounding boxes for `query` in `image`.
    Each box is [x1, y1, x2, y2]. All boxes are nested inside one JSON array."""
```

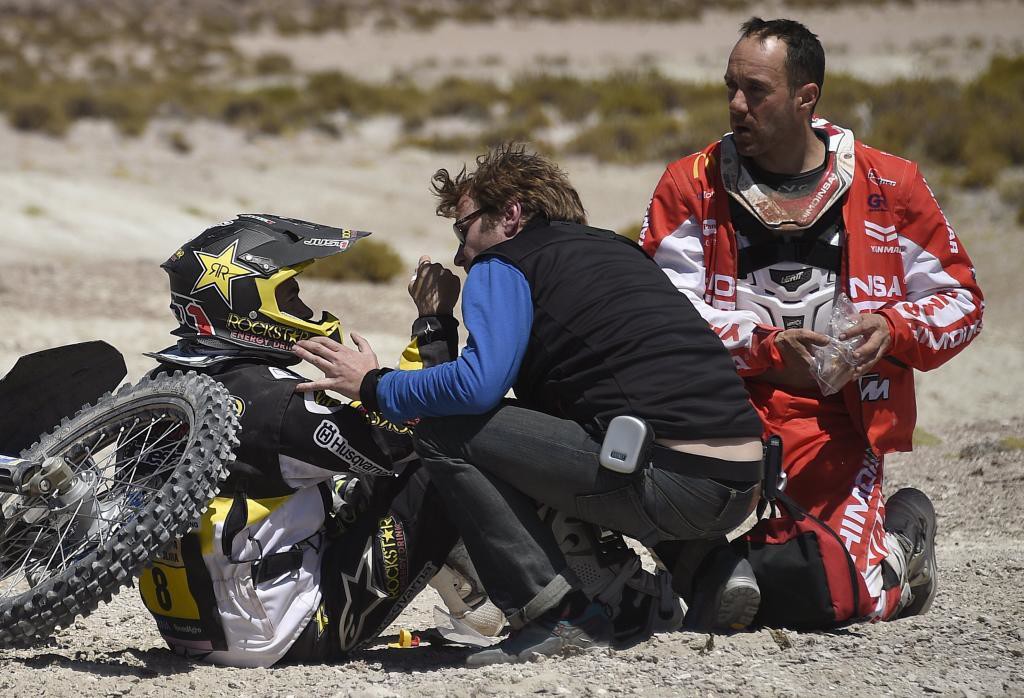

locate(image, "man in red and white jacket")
[[641, 17, 983, 625]]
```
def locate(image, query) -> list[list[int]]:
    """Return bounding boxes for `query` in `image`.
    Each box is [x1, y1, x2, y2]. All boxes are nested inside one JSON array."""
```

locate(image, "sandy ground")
[[0, 419, 1020, 697], [1, 4, 1024, 696]]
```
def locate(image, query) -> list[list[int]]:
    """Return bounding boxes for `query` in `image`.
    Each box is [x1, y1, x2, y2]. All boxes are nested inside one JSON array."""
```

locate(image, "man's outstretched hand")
[[293, 334, 379, 400]]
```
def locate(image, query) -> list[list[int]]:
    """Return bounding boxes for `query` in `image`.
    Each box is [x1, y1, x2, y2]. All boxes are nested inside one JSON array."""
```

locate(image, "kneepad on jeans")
[[732, 494, 875, 629]]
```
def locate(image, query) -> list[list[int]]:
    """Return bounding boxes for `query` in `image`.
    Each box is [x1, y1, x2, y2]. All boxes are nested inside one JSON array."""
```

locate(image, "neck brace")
[[720, 123, 856, 231]]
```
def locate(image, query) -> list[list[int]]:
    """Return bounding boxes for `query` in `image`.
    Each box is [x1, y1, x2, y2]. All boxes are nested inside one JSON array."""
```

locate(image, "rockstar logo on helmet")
[[191, 239, 257, 308]]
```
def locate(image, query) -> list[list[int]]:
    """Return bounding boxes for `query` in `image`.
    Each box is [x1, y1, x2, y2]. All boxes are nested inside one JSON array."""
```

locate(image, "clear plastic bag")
[[811, 293, 865, 396]]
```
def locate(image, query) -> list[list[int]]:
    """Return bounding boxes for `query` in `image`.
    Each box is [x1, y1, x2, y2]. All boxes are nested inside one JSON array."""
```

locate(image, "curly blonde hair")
[[431, 143, 587, 226]]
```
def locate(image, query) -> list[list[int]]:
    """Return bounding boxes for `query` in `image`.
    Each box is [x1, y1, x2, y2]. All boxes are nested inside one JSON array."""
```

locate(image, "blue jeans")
[[414, 404, 759, 627]]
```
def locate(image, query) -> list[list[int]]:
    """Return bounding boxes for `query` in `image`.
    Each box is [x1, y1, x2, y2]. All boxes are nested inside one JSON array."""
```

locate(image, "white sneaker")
[[429, 564, 506, 637]]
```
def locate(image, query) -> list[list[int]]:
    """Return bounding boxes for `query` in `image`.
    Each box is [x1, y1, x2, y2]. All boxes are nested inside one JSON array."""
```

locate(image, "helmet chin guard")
[[161, 214, 369, 358]]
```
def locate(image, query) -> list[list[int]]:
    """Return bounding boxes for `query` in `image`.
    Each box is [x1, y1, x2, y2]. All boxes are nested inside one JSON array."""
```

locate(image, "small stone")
[[769, 628, 793, 650]]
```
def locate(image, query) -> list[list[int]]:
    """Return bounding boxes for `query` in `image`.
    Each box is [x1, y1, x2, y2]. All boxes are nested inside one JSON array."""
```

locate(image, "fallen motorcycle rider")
[[138, 214, 465, 666], [139, 214, 679, 667]]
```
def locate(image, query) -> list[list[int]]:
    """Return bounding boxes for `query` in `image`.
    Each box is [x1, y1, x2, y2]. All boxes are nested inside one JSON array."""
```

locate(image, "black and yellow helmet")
[[161, 213, 370, 357]]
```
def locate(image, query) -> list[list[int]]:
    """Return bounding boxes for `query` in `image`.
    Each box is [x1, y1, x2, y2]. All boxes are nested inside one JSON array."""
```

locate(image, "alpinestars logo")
[[858, 374, 890, 401], [313, 420, 389, 475], [338, 540, 389, 651], [863, 221, 903, 254]]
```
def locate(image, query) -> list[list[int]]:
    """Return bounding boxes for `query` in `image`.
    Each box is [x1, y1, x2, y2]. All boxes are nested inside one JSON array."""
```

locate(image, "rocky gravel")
[[1, 418, 1020, 698]]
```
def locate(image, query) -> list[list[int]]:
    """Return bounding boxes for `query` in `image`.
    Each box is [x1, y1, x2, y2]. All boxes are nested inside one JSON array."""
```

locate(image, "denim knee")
[[412, 416, 445, 460], [412, 413, 489, 462]]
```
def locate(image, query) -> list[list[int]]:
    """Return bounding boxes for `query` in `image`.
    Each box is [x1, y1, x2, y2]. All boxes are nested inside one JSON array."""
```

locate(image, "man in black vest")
[[294, 144, 765, 665]]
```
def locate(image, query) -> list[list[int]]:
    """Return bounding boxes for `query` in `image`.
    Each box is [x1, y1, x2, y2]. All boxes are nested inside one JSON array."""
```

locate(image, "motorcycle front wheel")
[[0, 371, 238, 647]]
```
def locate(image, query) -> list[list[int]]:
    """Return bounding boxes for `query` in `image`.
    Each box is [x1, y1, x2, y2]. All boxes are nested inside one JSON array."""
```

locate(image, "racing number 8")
[[151, 566, 173, 611]]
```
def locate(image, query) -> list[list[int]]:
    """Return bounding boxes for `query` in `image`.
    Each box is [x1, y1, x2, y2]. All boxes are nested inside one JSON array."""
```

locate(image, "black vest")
[[477, 220, 762, 440]]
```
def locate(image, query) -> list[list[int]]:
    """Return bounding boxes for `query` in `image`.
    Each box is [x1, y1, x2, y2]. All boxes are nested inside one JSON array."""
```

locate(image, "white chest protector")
[[735, 246, 838, 334], [721, 125, 853, 334]]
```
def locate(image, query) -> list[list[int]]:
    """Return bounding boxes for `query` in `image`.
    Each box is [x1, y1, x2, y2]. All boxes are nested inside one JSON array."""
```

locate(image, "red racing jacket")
[[640, 119, 984, 454]]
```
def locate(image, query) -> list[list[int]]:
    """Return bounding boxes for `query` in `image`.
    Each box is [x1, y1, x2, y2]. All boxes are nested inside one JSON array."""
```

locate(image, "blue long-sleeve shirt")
[[376, 258, 533, 423]]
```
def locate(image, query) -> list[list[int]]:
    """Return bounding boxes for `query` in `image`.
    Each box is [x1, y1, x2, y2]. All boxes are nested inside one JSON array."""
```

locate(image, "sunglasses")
[[453, 208, 485, 245]]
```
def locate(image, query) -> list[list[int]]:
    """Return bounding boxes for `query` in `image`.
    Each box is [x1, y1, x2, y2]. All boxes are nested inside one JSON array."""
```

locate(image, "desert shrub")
[[198, 8, 242, 35], [962, 55, 1024, 175], [368, 76, 425, 120], [305, 238, 405, 284], [509, 73, 595, 122], [816, 73, 874, 134], [221, 85, 305, 134], [959, 150, 1010, 188], [866, 77, 963, 162], [307, 70, 367, 113], [166, 130, 192, 154], [453, 3, 497, 23], [254, 52, 293, 76], [88, 55, 119, 80], [486, 105, 551, 141], [310, 4, 351, 32], [673, 82, 724, 109], [9, 98, 68, 136], [399, 132, 485, 153], [95, 85, 158, 136], [567, 114, 689, 164], [404, 6, 444, 29], [313, 118, 343, 138], [595, 70, 682, 119], [996, 174, 1024, 208], [271, 11, 304, 35], [427, 76, 502, 121], [62, 85, 102, 119], [305, 70, 422, 118], [680, 100, 729, 154]]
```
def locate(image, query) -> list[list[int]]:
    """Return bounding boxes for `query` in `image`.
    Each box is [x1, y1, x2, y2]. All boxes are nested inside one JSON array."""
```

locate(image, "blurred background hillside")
[[1, 0, 1021, 432]]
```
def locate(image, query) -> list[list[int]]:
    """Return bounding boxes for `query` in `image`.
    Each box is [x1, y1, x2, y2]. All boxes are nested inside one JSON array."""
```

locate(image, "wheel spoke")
[[0, 406, 195, 599]]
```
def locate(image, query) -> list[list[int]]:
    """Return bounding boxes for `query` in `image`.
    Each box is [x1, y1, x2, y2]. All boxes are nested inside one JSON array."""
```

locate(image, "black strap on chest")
[[252, 549, 305, 584], [732, 197, 845, 277]]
